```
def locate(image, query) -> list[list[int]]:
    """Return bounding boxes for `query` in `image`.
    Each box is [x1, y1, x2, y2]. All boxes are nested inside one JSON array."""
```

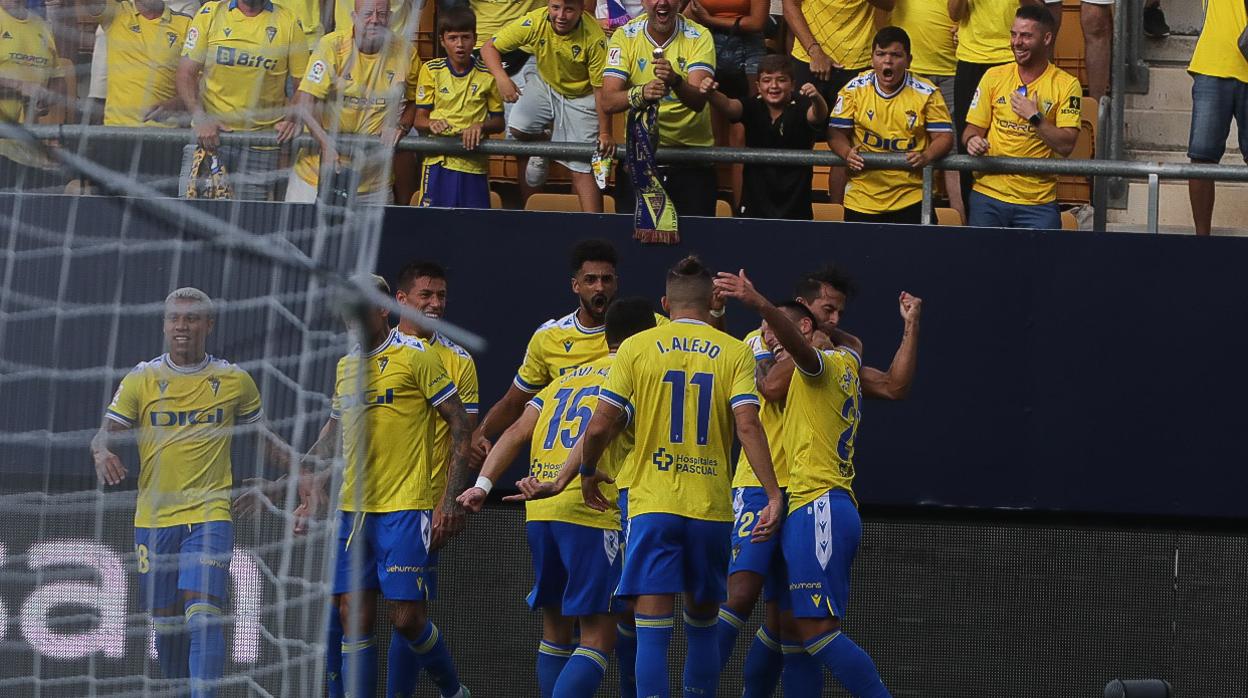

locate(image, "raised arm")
[[715, 270, 822, 375], [696, 75, 743, 121], [473, 383, 539, 461], [758, 354, 795, 403], [860, 292, 921, 400]]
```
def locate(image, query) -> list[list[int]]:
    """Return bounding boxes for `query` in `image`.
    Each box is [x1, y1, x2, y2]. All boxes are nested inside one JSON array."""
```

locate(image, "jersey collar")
[[673, 318, 708, 326], [572, 312, 606, 335], [163, 353, 211, 373], [228, 0, 275, 12], [643, 17, 681, 51], [872, 71, 908, 100], [363, 328, 398, 358]]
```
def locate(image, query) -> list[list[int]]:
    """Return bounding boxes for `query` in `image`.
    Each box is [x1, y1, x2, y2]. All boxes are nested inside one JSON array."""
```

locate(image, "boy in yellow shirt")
[[411, 6, 505, 208]]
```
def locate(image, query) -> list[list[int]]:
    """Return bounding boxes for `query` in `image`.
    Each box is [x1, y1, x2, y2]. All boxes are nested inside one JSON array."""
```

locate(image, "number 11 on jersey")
[[661, 370, 714, 446]]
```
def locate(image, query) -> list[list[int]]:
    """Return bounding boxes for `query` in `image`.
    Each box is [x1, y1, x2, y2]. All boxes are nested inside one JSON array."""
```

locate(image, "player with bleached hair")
[[91, 287, 291, 697]]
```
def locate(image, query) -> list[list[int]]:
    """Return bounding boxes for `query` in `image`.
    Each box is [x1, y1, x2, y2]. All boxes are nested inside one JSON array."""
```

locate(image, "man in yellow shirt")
[[458, 297, 657, 698], [1187, 0, 1248, 236], [411, 6, 505, 208], [176, 0, 308, 200], [829, 27, 953, 224], [0, 0, 63, 191], [601, 0, 719, 215], [286, 0, 418, 204], [948, 0, 1057, 202], [963, 4, 1080, 229], [299, 274, 475, 698], [92, 288, 291, 693], [481, 0, 612, 212], [578, 256, 782, 697]]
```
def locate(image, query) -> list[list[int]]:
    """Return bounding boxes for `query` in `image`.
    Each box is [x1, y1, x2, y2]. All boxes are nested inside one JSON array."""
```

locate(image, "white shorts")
[[88, 28, 107, 101], [284, 169, 394, 205], [503, 59, 539, 127], [1081, 0, 1113, 5], [507, 72, 597, 174]]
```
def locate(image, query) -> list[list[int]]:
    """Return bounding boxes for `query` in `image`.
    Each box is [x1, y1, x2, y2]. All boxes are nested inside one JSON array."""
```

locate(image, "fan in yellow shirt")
[[0, 0, 63, 179], [287, 0, 420, 204], [411, 6, 505, 207], [601, 0, 720, 215], [1187, 0, 1248, 235], [785, 0, 877, 104], [176, 0, 308, 199], [481, 0, 612, 212], [82, 0, 191, 127], [829, 27, 954, 224], [457, 298, 658, 698], [964, 5, 1079, 228]]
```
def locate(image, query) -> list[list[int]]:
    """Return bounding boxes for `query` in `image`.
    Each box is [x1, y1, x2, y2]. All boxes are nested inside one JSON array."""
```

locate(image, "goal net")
[[0, 151, 395, 696]]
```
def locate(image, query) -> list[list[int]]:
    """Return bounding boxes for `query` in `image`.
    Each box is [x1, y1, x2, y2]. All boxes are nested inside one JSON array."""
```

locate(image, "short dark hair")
[[605, 297, 656, 348], [776, 299, 817, 327], [438, 5, 476, 35], [795, 265, 857, 302], [873, 26, 911, 56], [1015, 4, 1056, 33], [756, 54, 793, 78], [665, 255, 713, 308], [569, 239, 618, 275], [395, 260, 447, 293]]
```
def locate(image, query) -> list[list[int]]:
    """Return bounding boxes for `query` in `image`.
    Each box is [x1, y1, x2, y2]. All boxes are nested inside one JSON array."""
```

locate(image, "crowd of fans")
[[0, 0, 1228, 232]]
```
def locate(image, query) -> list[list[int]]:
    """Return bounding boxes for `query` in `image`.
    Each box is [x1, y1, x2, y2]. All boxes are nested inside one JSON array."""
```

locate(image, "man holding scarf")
[[602, 0, 718, 230]]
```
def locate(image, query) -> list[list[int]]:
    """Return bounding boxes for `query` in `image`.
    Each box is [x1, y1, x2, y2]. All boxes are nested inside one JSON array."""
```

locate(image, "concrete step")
[[1140, 34, 1197, 66], [1126, 66, 1191, 111], [1123, 108, 1240, 153], [1106, 179, 1248, 233], [1124, 149, 1196, 165]]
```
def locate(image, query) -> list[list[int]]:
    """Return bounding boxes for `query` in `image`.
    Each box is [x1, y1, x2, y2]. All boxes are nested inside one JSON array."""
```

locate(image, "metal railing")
[[20, 124, 1248, 233]]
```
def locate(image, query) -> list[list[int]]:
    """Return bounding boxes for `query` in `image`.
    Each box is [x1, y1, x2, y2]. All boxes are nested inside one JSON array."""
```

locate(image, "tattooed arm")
[[432, 394, 474, 550]]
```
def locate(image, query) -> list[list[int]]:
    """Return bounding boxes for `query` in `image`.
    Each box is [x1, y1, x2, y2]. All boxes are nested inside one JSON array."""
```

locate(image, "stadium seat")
[[415, 0, 438, 60], [1057, 96, 1098, 205], [1061, 211, 1078, 230], [1054, 1, 1089, 89], [936, 207, 964, 226], [812, 203, 844, 221], [716, 199, 733, 217], [812, 141, 832, 197], [524, 192, 616, 213]]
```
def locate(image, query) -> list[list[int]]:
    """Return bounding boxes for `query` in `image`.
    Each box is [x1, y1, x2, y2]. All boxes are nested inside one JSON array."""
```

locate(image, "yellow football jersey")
[[294, 28, 420, 191], [411, 330, 480, 498], [732, 329, 787, 489], [601, 319, 759, 522], [0, 4, 59, 167], [412, 58, 504, 174], [603, 16, 716, 147], [333, 0, 416, 42], [96, 1, 191, 127], [1190, 0, 1248, 82], [966, 62, 1081, 205], [182, 0, 310, 131], [272, 0, 321, 41], [105, 354, 263, 528], [514, 310, 669, 394], [830, 71, 953, 214], [784, 346, 861, 512], [524, 356, 628, 529], [332, 329, 458, 512], [790, 0, 873, 71], [472, 0, 544, 47], [491, 8, 608, 99], [954, 0, 1015, 64], [890, 0, 956, 77]]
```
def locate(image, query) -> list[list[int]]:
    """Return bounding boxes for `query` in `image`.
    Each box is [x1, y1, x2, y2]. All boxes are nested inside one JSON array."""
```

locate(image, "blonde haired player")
[[92, 288, 291, 695]]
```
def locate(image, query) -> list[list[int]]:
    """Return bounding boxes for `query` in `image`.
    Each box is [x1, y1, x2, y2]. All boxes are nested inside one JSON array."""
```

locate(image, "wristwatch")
[[1028, 112, 1043, 127]]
